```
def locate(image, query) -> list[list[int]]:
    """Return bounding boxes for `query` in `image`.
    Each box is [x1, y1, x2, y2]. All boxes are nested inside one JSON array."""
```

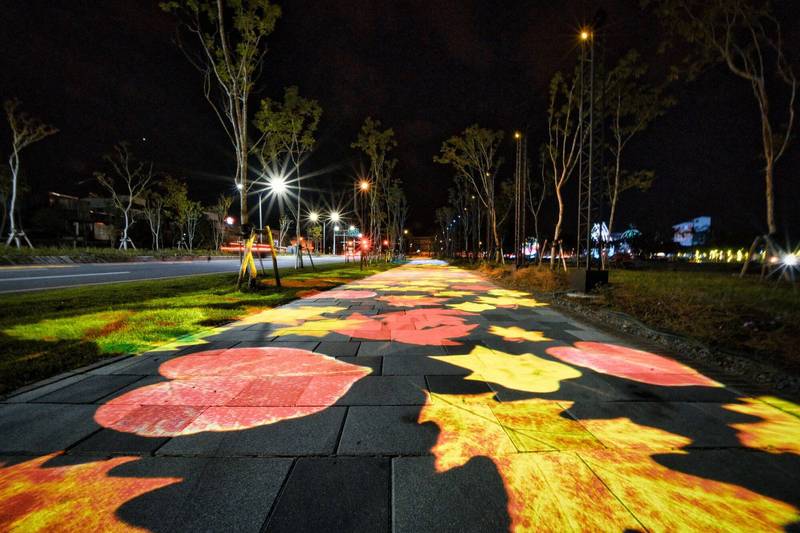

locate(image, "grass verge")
[[475, 262, 799, 374], [0, 261, 397, 395]]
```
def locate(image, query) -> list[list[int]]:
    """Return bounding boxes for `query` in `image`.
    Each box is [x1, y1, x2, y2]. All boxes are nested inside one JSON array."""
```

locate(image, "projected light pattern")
[[95, 347, 369, 437], [3, 261, 800, 532], [0, 454, 180, 532], [548, 341, 721, 387]]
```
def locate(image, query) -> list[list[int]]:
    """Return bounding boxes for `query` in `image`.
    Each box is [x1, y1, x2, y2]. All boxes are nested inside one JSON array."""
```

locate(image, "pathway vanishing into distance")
[[1, 259, 799, 531]]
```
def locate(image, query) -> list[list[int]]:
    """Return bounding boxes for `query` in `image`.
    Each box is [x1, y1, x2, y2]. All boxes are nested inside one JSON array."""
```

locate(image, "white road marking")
[[0, 271, 131, 282]]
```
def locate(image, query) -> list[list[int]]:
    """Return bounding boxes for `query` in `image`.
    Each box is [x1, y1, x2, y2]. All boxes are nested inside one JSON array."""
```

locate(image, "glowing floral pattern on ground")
[[432, 345, 580, 394], [335, 308, 477, 345], [723, 397, 800, 453], [95, 347, 369, 437], [375, 295, 448, 307], [548, 341, 721, 387], [488, 325, 552, 343], [0, 454, 180, 532]]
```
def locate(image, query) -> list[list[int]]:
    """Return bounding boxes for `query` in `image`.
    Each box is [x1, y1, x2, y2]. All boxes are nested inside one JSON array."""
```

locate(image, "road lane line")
[[0, 271, 131, 282]]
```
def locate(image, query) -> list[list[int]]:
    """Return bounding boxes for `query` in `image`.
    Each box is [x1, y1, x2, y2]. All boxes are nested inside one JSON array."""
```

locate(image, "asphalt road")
[[0, 255, 347, 294]]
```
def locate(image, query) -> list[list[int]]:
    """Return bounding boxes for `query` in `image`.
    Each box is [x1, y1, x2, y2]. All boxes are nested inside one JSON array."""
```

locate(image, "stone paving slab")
[[336, 376, 428, 405], [265, 457, 390, 533], [0, 403, 100, 453], [156, 407, 347, 457], [32, 374, 144, 404], [337, 406, 440, 455]]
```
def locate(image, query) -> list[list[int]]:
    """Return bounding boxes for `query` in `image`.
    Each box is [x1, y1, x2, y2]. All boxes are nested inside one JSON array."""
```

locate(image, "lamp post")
[[308, 211, 319, 255], [328, 211, 340, 255]]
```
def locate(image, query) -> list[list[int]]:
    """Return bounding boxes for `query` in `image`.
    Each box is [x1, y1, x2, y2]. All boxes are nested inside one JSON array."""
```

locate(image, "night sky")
[[2, 0, 798, 241]]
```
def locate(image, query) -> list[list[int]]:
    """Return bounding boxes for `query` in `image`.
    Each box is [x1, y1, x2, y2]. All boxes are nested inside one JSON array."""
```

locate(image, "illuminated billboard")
[[672, 216, 711, 247]]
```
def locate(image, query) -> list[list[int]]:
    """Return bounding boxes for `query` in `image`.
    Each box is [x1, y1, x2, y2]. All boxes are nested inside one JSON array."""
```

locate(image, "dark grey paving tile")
[[565, 401, 744, 449], [3, 374, 90, 403], [157, 407, 347, 456], [383, 356, 470, 376], [393, 456, 512, 532], [337, 376, 427, 405], [0, 403, 100, 452], [109, 354, 177, 375], [204, 330, 276, 342], [358, 341, 446, 357], [69, 429, 168, 455], [32, 375, 144, 404], [315, 341, 360, 357], [338, 406, 436, 455], [597, 374, 741, 403], [336, 356, 382, 376], [264, 340, 320, 351], [266, 457, 390, 533], [110, 456, 292, 533], [426, 375, 492, 397]]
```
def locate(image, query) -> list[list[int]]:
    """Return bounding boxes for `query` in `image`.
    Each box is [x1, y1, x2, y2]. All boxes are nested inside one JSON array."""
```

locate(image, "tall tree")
[[435, 125, 505, 262], [161, 0, 281, 224], [278, 213, 292, 247], [527, 147, 550, 249], [163, 177, 202, 250], [95, 143, 153, 250], [210, 193, 233, 249], [605, 50, 674, 235], [647, 0, 796, 236], [3, 99, 58, 247], [544, 71, 583, 268], [351, 117, 397, 255], [142, 189, 166, 250], [254, 86, 322, 266]]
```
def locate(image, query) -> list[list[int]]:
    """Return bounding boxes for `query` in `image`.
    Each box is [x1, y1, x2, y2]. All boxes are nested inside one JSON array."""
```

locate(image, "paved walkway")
[[1, 260, 799, 532]]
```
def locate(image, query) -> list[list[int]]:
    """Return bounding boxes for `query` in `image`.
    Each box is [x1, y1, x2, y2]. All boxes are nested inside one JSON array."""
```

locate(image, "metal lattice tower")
[[575, 23, 606, 270]]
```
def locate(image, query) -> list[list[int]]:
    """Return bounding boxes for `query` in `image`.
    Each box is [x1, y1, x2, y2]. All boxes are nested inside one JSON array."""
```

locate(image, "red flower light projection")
[[95, 347, 369, 437], [547, 342, 720, 387], [375, 295, 448, 307], [335, 308, 477, 345]]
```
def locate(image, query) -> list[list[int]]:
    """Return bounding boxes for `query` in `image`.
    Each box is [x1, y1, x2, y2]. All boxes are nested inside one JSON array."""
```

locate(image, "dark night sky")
[[2, 1, 798, 240]]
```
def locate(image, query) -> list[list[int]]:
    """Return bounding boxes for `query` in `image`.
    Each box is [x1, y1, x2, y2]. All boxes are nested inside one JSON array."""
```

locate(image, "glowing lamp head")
[[361, 238, 370, 249], [269, 176, 288, 195], [580, 29, 590, 41], [359, 180, 369, 191], [235, 182, 244, 191], [783, 253, 799, 267], [334, 225, 340, 231], [329, 211, 340, 223], [349, 225, 356, 231], [308, 212, 319, 222], [514, 131, 521, 139], [383, 240, 389, 246], [225, 216, 235, 226], [403, 229, 408, 235]]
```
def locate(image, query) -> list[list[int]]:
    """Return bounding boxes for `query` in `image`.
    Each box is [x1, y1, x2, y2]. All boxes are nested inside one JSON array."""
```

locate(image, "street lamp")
[[333, 224, 341, 255], [359, 180, 369, 191]]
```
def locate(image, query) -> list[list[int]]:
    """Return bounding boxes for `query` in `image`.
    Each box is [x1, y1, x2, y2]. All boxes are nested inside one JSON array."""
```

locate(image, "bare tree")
[[649, 0, 796, 236], [161, 0, 281, 224], [606, 50, 674, 235], [436, 125, 505, 262], [142, 189, 165, 250], [277, 213, 292, 249], [4, 99, 58, 247], [527, 147, 550, 249], [210, 193, 233, 249], [544, 71, 583, 268], [254, 86, 322, 267], [95, 143, 153, 250], [352, 117, 398, 259]]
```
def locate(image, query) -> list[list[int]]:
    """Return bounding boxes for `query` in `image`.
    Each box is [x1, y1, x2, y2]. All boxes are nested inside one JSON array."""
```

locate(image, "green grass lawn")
[[473, 262, 799, 374], [599, 270, 800, 373], [0, 262, 396, 396]]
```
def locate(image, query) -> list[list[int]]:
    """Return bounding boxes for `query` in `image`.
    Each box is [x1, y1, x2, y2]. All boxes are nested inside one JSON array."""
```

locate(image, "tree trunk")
[[120, 210, 129, 250], [6, 152, 19, 247], [765, 159, 776, 235], [296, 161, 304, 268], [551, 183, 564, 269]]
